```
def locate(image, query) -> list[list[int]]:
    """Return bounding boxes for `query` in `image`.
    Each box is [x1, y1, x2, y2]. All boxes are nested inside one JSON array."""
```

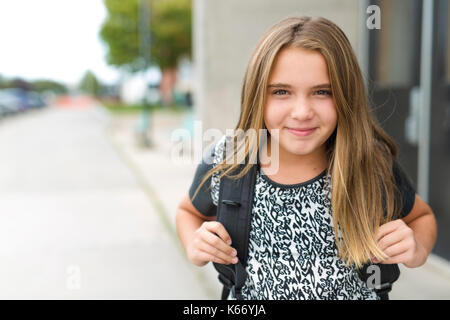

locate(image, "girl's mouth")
[[285, 127, 316, 137]]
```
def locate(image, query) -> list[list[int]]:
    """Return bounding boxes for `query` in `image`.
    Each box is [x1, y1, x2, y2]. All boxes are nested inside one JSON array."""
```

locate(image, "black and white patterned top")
[[188, 135, 416, 300]]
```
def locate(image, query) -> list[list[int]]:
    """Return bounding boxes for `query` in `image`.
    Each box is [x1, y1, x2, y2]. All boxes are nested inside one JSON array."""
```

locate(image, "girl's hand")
[[371, 219, 427, 268], [187, 221, 239, 267]]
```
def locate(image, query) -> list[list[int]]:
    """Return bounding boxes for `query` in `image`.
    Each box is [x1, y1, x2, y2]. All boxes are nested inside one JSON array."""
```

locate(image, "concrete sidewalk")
[[103, 105, 450, 300], [0, 104, 213, 299], [103, 106, 221, 299]]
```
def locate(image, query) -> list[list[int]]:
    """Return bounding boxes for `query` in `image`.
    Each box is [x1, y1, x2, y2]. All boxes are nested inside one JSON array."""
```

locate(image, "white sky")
[[0, 0, 122, 86]]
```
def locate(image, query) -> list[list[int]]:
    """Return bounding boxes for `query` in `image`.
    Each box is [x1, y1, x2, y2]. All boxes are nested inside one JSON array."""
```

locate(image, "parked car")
[[0, 88, 46, 114], [24, 91, 46, 109], [0, 90, 24, 115], [0, 102, 14, 118]]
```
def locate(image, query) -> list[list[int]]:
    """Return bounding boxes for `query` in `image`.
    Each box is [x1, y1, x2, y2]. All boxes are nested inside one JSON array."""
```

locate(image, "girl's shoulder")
[[188, 135, 230, 217], [391, 159, 416, 218], [202, 134, 230, 168], [208, 135, 231, 206]]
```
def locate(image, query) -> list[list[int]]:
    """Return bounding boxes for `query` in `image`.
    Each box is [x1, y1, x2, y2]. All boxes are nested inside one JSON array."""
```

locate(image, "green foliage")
[[78, 70, 101, 96], [100, 0, 141, 71], [151, 0, 191, 69], [31, 80, 68, 94], [100, 0, 191, 72], [0, 74, 5, 88], [101, 100, 188, 113], [0, 74, 68, 93]]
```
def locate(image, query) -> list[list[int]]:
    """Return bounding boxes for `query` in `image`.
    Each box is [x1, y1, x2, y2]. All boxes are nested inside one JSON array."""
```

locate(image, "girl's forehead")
[[269, 48, 330, 88]]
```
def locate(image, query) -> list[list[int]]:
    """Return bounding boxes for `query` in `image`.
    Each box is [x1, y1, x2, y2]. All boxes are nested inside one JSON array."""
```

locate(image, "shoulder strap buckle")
[[221, 199, 241, 207]]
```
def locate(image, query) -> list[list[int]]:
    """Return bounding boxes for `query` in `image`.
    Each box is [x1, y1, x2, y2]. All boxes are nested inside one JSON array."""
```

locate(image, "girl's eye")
[[315, 90, 332, 96], [272, 89, 288, 96]]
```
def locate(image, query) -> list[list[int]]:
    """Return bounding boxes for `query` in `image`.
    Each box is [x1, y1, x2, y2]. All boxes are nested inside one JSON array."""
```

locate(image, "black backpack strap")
[[221, 285, 230, 300], [212, 139, 257, 300], [356, 262, 399, 299]]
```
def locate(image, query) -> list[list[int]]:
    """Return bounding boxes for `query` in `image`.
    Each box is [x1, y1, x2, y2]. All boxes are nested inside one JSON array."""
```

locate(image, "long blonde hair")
[[193, 16, 403, 268]]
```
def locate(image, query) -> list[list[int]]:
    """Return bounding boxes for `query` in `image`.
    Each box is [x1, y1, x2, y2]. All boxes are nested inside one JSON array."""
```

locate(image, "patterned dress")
[[209, 135, 380, 300]]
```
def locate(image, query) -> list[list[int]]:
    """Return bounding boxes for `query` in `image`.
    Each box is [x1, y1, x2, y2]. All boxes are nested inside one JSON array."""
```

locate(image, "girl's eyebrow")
[[267, 83, 331, 89]]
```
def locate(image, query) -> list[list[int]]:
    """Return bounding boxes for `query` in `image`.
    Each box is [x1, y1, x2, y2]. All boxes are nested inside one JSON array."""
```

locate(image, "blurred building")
[[120, 67, 162, 105], [193, 0, 450, 262]]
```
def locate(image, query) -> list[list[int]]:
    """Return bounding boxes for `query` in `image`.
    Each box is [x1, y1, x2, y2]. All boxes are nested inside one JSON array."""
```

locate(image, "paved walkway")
[[105, 106, 221, 299], [0, 104, 214, 299]]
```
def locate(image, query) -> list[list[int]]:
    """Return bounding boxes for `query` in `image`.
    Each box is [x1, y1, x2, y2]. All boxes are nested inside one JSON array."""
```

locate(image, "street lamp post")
[[136, 0, 152, 148]]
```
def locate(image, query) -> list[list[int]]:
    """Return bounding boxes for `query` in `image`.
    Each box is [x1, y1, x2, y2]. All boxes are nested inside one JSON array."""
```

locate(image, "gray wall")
[[193, 0, 368, 135]]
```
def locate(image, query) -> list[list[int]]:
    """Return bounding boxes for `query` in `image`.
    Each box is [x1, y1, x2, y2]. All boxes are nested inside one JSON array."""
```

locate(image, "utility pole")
[[136, 0, 152, 148]]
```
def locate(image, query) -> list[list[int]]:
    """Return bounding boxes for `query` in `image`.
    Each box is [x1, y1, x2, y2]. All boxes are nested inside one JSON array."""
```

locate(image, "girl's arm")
[[373, 194, 437, 268], [401, 194, 437, 266], [176, 194, 238, 267]]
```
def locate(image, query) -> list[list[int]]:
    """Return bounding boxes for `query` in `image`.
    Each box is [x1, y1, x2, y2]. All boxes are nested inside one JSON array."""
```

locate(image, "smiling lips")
[[286, 127, 317, 137]]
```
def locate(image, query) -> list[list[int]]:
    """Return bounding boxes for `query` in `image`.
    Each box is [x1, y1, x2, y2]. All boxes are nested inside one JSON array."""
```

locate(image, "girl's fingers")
[[197, 240, 238, 264], [383, 240, 410, 258], [201, 222, 236, 257], [379, 251, 410, 265], [196, 249, 231, 265], [204, 221, 232, 245], [376, 219, 403, 242], [377, 228, 406, 251], [200, 228, 237, 259]]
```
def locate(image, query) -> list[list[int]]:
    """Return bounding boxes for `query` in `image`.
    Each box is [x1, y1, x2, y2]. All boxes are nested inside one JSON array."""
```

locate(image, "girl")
[[176, 16, 437, 300]]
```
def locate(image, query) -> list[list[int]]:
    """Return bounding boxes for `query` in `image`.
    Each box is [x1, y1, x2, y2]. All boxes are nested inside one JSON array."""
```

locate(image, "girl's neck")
[[259, 138, 328, 184]]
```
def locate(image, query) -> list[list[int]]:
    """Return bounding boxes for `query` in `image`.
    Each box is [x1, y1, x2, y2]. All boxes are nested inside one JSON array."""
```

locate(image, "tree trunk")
[[159, 67, 178, 106]]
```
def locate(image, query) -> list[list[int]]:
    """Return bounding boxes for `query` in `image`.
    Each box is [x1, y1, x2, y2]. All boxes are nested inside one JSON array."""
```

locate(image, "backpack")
[[211, 141, 400, 300]]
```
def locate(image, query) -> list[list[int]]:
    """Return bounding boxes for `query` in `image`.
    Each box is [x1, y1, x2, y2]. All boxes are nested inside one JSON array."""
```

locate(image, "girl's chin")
[[280, 142, 315, 156], [267, 135, 317, 155]]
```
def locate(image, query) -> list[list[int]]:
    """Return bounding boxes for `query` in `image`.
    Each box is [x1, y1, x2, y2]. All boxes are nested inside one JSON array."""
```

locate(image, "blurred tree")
[[100, 0, 141, 72], [151, 0, 192, 69], [78, 70, 101, 96], [100, 0, 191, 105], [0, 74, 5, 89], [32, 80, 68, 94], [10, 78, 32, 91]]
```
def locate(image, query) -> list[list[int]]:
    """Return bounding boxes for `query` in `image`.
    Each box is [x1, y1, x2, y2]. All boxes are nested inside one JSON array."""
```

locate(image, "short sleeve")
[[392, 160, 416, 218], [188, 141, 217, 217]]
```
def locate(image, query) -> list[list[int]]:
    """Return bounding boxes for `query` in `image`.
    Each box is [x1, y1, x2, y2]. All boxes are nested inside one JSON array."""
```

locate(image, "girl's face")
[[264, 47, 337, 160]]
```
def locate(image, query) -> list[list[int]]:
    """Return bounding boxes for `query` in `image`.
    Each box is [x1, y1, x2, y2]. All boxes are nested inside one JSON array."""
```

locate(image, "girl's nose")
[[290, 96, 314, 120]]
